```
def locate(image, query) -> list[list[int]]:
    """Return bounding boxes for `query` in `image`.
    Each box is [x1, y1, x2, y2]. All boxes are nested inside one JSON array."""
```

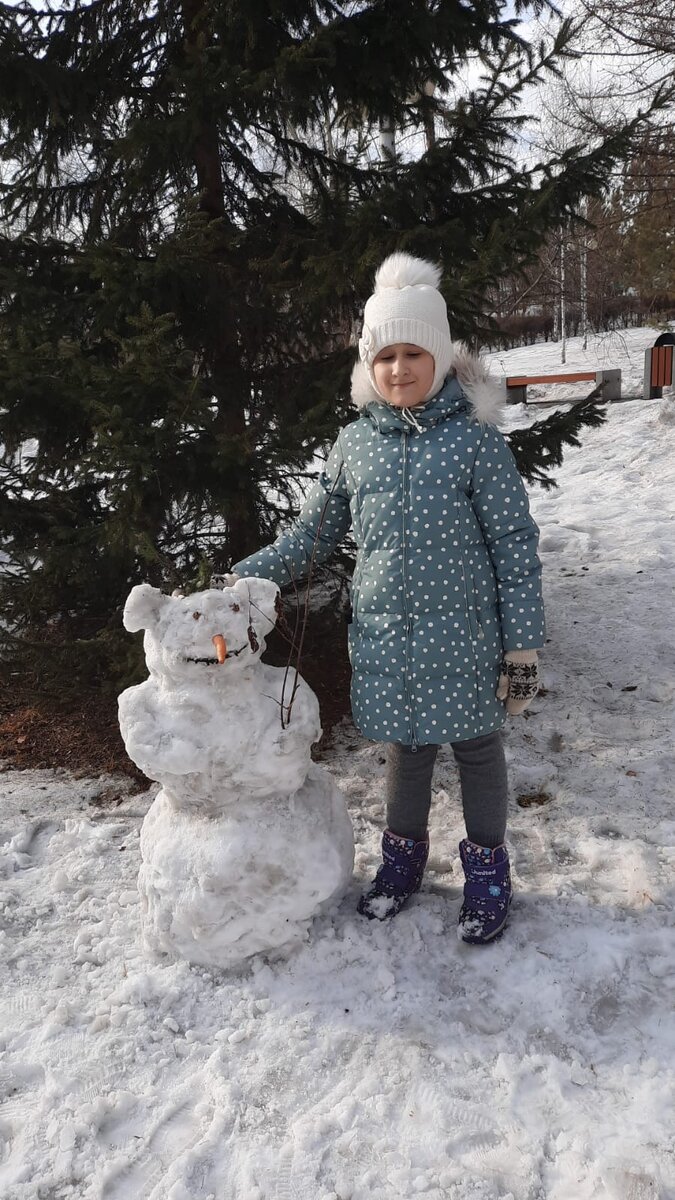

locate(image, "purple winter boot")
[[457, 839, 512, 944], [357, 829, 430, 921]]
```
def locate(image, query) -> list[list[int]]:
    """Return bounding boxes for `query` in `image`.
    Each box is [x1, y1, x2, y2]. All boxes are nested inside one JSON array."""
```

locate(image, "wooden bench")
[[644, 342, 675, 399], [504, 368, 621, 405]]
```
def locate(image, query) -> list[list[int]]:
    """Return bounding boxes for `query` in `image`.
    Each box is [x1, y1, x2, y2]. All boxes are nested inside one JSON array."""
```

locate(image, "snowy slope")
[[485, 325, 663, 407], [1, 329, 675, 1200]]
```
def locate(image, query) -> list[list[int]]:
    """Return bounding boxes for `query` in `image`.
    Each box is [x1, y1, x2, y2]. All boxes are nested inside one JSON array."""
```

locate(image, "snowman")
[[118, 578, 354, 968]]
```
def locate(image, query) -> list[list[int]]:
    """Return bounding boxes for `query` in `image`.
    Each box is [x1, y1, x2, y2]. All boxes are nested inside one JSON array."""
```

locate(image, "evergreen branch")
[[507, 389, 608, 490]]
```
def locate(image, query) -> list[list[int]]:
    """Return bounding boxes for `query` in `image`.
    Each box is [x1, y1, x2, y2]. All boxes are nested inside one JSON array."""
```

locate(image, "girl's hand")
[[497, 649, 540, 715]]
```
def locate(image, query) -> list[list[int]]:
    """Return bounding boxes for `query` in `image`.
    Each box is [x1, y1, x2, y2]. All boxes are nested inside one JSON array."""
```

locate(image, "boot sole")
[[356, 886, 422, 921], [458, 910, 510, 945]]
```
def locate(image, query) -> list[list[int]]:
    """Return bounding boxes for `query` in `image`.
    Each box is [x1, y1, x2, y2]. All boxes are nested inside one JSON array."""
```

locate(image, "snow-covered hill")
[[484, 324, 665, 406], [1, 329, 674, 1200]]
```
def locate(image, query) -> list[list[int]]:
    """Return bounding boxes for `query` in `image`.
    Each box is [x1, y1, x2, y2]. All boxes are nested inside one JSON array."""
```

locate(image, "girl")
[[226, 253, 545, 944]]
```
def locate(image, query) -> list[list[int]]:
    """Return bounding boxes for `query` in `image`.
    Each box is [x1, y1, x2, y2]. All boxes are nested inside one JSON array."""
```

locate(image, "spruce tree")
[[0, 0, 668, 699]]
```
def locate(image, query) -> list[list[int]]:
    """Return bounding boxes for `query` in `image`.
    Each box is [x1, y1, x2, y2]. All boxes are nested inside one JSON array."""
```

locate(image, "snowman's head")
[[123, 578, 280, 684]]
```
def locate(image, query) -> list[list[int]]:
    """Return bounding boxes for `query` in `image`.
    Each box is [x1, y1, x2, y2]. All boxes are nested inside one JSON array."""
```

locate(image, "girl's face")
[[372, 344, 435, 407]]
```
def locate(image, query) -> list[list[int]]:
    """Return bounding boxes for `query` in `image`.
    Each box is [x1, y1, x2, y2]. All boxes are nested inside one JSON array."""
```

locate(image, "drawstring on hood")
[[398, 404, 425, 434]]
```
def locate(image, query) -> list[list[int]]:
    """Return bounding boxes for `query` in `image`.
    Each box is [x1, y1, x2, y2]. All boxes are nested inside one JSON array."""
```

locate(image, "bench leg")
[[596, 369, 621, 402], [506, 385, 527, 405]]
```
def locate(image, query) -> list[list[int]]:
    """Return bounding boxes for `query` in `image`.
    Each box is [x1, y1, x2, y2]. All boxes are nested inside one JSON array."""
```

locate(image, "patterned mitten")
[[496, 649, 540, 715]]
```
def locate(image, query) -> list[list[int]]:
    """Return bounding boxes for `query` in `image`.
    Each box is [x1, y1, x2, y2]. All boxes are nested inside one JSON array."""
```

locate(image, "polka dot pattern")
[[233, 377, 546, 746]]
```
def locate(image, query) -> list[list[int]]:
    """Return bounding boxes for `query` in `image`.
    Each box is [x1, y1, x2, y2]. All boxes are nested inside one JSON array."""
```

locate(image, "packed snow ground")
[[2, 327, 675, 1200]]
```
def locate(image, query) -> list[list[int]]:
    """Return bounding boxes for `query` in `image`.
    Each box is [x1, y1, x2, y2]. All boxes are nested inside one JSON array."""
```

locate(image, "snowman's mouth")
[[184, 645, 246, 665]]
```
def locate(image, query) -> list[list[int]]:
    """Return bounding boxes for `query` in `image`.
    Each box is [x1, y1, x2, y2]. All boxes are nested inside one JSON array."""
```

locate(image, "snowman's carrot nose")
[[212, 634, 227, 664]]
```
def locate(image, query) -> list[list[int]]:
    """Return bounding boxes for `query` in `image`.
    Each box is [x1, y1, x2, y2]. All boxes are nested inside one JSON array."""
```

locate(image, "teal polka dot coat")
[[233, 347, 545, 747]]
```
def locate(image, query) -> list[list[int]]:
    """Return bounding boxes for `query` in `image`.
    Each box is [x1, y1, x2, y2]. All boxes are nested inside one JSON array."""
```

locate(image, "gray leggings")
[[385, 732, 508, 849]]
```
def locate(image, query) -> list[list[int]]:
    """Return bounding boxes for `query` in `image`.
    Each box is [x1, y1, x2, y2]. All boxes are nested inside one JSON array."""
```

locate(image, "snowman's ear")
[[123, 584, 169, 633], [234, 577, 280, 633]]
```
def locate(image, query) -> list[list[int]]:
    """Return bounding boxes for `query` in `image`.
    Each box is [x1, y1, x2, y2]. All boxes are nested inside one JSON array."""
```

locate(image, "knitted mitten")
[[496, 649, 540, 715]]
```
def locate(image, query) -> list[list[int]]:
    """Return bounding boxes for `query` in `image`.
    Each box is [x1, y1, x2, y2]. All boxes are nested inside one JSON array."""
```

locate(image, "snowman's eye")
[[231, 603, 240, 613], [192, 612, 201, 620]]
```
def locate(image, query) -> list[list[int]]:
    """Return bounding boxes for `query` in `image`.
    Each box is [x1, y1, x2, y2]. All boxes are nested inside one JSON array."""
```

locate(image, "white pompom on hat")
[[358, 252, 453, 401]]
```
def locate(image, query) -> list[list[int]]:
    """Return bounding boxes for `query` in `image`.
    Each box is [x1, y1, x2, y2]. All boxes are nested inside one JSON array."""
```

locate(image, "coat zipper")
[[461, 559, 484, 643], [401, 429, 418, 750]]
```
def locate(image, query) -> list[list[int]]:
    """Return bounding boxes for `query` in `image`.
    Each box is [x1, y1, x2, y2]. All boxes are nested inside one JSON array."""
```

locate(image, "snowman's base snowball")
[[138, 763, 354, 968]]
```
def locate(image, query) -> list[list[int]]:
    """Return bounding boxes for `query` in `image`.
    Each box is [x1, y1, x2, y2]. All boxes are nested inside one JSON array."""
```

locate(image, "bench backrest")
[[506, 371, 595, 386], [644, 344, 675, 397], [650, 345, 673, 388]]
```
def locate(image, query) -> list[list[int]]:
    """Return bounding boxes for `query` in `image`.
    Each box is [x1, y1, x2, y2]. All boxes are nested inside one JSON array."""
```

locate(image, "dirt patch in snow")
[[0, 614, 352, 778]]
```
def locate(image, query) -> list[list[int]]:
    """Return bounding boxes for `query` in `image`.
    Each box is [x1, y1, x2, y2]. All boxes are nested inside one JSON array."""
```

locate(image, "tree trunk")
[[422, 81, 436, 152], [182, 0, 260, 564], [560, 232, 566, 365], [182, 0, 226, 220], [580, 236, 588, 351], [553, 245, 560, 343], [380, 120, 396, 162]]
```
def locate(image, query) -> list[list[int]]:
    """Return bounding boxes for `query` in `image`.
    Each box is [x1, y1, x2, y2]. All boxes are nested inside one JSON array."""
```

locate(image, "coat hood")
[[350, 341, 504, 430]]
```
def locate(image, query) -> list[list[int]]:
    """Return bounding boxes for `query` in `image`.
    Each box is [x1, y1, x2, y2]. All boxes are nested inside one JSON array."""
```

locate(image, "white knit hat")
[[358, 252, 453, 401]]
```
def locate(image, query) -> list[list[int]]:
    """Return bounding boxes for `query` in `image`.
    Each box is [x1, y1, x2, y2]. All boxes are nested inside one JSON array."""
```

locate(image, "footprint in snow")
[[97, 1094, 146, 1149], [0, 1117, 13, 1166], [5, 820, 59, 866], [97, 1093, 206, 1199], [99, 1151, 166, 1200], [147, 1098, 203, 1156], [0, 1062, 47, 1166]]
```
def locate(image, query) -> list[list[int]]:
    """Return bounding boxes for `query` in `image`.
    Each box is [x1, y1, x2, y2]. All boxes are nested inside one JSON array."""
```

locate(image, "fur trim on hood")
[[350, 341, 504, 427]]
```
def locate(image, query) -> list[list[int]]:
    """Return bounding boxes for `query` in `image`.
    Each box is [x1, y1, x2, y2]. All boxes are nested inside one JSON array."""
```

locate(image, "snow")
[[118, 580, 353, 967], [2, 327, 675, 1199]]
